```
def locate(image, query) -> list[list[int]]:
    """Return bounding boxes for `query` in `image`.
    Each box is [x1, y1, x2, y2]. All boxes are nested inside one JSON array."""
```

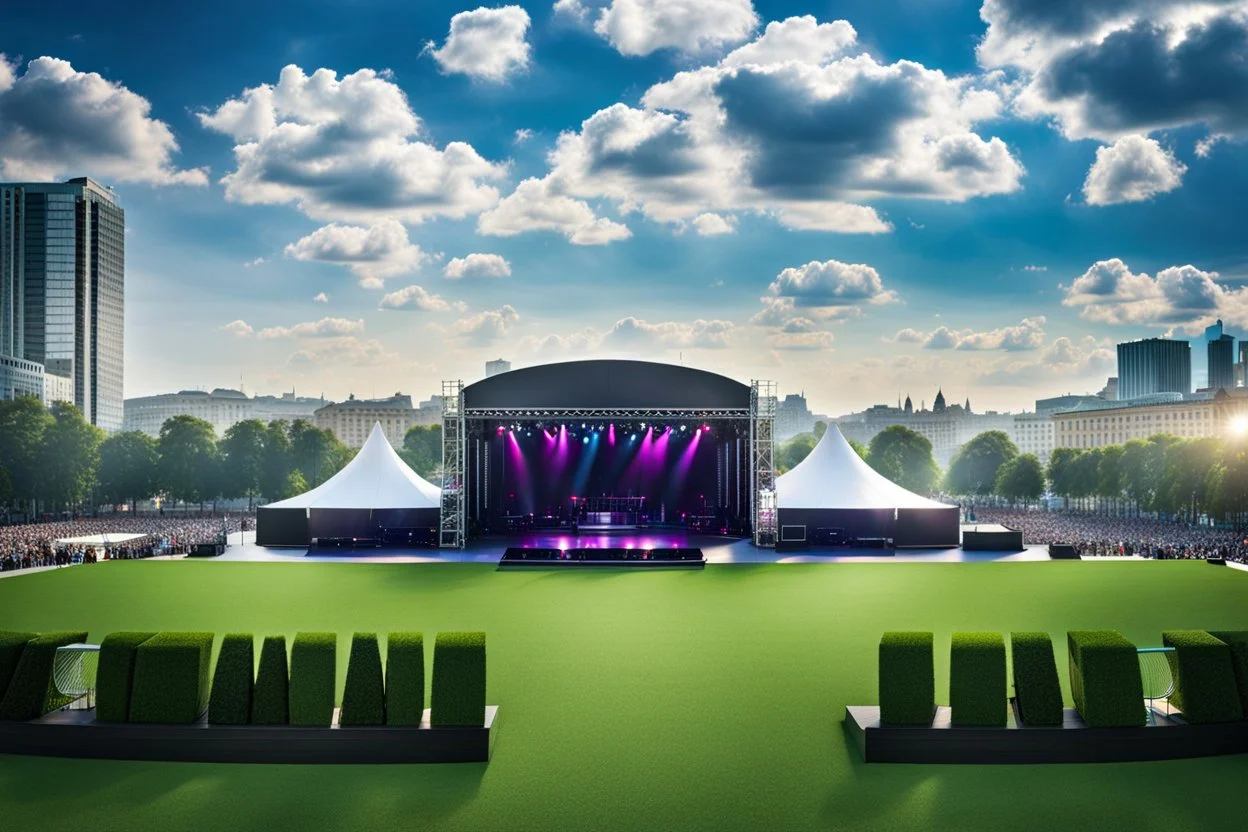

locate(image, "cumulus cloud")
[[199, 64, 505, 223], [312, 292, 329, 303], [287, 336, 399, 369], [220, 320, 254, 338], [453, 305, 520, 343], [756, 260, 897, 325], [976, 336, 1115, 386], [1023, 264, 1047, 272], [691, 213, 736, 236], [768, 330, 835, 351], [378, 284, 456, 311], [1083, 135, 1186, 205], [477, 177, 632, 244], [1196, 133, 1230, 157], [257, 317, 365, 340], [1060, 258, 1244, 327], [0, 55, 207, 184], [444, 253, 512, 280], [604, 317, 734, 349], [514, 128, 534, 144], [894, 317, 1047, 351], [559, 0, 759, 56], [284, 220, 428, 288], [426, 6, 532, 81]]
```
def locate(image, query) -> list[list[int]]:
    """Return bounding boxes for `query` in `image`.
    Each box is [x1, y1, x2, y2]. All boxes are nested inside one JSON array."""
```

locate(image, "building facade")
[[485, 358, 511, 378], [314, 393, 427, 449], [1208, 330, 1235, 391], [776, 392, 816, 440], [123, 388, 330, 437], [0, 354, 44, 401], [836, 390, 1014, 466], [1012, 412, 1055, 462], [1116, 338, 1191, 400], [1052, 391, 1248, 450], [0, 177, 124, 428]]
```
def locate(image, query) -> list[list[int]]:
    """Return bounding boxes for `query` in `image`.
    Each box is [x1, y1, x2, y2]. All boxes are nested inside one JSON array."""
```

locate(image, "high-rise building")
[[1195, 319, 1224, 390], [776, 392, 816, 440], [485, 358, 511, 378], [1238, 342, 1248, 388], [0, 177, 124, 429], [1116, 338, 1191, 400], [1208, 328, 1235, 391]]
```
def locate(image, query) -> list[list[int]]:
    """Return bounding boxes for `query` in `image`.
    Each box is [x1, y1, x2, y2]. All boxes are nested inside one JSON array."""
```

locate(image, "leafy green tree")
[[289, 419, 350, 487], [259, 421, 293, 501], [1097, 445, 1124, 508], [813, 421, 828, 439], [280, 469, 308, 500], [946, 431, 1018, 496], [776, 434, 817, 474], [220, 419, 268, 508], [1047, 447, 1081, 509], [994, 453, 1045, 505], [400, 425, 443, 479], [846, 436, 868, 461], [38, 402, 104, 512], [867, 425, 940, 493], [1218, 440, 1248, 529], [158, 415, 220, 508], [96, 431, 159, 510], [1158, 438, 1222, 521], [0, 396, 52, 511], [1071, 447, 1103, 509]]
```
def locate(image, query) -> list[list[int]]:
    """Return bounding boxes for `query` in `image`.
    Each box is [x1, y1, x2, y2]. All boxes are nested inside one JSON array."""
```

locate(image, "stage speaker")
[[1048, 544, 1081, 560]]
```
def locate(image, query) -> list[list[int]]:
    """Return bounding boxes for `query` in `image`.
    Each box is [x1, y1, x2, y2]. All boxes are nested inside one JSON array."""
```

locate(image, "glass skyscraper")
[[1116, 337, 1191, 400], [1208, 325, 1235, 392], [0, 177, 124, 430]]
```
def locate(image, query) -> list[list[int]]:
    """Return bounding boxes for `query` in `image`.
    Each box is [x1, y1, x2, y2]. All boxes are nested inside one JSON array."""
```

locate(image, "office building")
[[124, 388, 331, 438], [0, 177, 125, 429], [314, 393, 438, 449], [485, 358, 511, 378], [1208, 326, 1235, 391], [1053, 390, 1248, 450], [1011, 412, 1055, 462], [1116, 338, 1191, 400], [1036, 394, 1102, 413], [776, 392, 816, 440]]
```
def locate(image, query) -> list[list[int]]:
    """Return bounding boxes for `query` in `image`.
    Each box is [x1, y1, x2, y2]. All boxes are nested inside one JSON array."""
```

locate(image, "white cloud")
[[444, 253, 512, 279], [1196, 133, 1230, 157], [243, 257, 266, 268], [1022, 264, 1047, 272], [562, 0, 759, 57], [287, 336, 399, 369], [894, 317, 1047, 351], [312, 292, 329, 303], [691, 213, 736, 236], [721, 15, 855, 67], [1083, 135, 1186, 205], [200, 64, 505, 223], [378, 284, 456, 311], [1061, 258, 1244, 327], [220, 320, 254, 338], [477, 177, 632, 245], [426, 6, 532, 82], [514, 128, 534, 144], [453, 305, 520, 343], [257, 317, 365, 340], [760, 260, 897, 322], [605, 317, 734, 349], [0, 55, 207, 185], [768, 330, 835, 351], [284, 219, 428, 288], [976, 336, 1115, 386]]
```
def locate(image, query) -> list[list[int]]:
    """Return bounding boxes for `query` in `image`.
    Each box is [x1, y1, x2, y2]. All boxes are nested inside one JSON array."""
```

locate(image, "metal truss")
[[439, 380, 466, 549], [463, 408, 751, 421], [750, 380, 777, 547]]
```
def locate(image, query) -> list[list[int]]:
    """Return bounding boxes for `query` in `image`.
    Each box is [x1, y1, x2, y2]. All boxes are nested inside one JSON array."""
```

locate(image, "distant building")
[[1012, 412, 1055, 462], [314, 393, 421, 449], [1238, 342, 1248, 388], [1208, 328, 1235, 391], [0, 355, 44, 402], [1053, 390, 1248, 450], [485, 358, 511, 378], [124, 388, 329, 437], [1036, 394, 1103, 413], [1116, 338, 1191, 400], [836, 389, 1013, 466], [1098, 377, 1118, 401], [776, 392, 816, 440]]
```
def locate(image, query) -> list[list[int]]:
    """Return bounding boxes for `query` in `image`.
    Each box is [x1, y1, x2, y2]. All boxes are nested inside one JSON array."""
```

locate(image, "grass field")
[[2, 560, 1248, 832]]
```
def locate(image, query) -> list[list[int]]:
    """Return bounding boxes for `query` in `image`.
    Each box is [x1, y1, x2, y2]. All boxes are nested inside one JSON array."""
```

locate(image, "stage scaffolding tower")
[[750, 380, 777, 547], [440, 380, 466, 548]]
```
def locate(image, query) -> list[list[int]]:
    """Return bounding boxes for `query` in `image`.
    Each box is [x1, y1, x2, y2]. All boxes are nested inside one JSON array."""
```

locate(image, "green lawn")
[[2, 560, 1248, 832]]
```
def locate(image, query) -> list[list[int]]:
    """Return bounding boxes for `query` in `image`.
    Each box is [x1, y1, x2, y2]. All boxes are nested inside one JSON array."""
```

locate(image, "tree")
[[1070, 447, 1103, 509], [400, 425, 443, 479], [1047, 447, 1081, 509], [994, 453, 1045, 505], [776, 433, 817, 474], [0, 396, 52, 512], [867, 425, 940, 493], [259, 420, 293, 501], [1097, 445, 1124, 510], [846, 436, 868, 461], [38, 402, 105, 513], [158, 415, 220, 508], [289, 419, 350, 487], [1158, 438, 1222, 521], [945, 431, 1018, 496], [220, 419, 268, 509], [96, 431, 159, 511]]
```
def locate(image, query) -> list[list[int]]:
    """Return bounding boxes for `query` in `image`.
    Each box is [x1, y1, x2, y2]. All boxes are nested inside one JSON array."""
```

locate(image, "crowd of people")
[[972, 508, 1248, 563], [0, 514, 252, 573]]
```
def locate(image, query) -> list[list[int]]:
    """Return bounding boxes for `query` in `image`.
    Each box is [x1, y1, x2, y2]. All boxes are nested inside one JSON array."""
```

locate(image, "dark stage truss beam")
[[463, 408, 750, 421]]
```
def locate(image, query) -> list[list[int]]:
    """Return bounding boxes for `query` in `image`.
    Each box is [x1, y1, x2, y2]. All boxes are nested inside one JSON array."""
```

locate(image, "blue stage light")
[[630, 434, 637, 440], [582, 436, 589, 444]]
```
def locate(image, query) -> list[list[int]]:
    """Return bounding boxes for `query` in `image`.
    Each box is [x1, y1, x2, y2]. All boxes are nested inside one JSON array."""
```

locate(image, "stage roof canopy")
[[463, 359, 750, 410], [777, 424, 954, 511], [265, 423, 440, 510]]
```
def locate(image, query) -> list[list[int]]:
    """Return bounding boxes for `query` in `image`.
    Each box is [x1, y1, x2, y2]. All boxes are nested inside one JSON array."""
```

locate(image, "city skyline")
[[4, 1, 1248, 416]]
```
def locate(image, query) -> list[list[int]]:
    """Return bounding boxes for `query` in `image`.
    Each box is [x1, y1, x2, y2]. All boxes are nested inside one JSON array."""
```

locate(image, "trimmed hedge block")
[[0, 631, 37, 702], [251, 636, 289, 725], [1208, 631, 1248, 720], [341, 633, 385, 726], [1068, 630, 1145, 728], [209, 633, 254, 725], [290, 632, 336, 726], [386, 632, 425, 726], [878, 632, 935, 726], [950, 632, 1007, 726], [95, 631, 157, 723], [431, 632, 486, 727], [129, 632, 215, 724], [1010, 632, 1063, 726], [0, 631, 88, 721], [1162, 630, 1242, 724]]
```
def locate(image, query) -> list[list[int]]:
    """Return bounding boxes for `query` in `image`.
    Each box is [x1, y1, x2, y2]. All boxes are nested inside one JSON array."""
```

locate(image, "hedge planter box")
[[0, 706, 498, 764], [1068, 630, 1146, 728]]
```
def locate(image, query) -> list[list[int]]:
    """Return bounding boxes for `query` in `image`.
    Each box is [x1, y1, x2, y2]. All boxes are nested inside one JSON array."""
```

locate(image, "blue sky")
[[3, 0, 1247, 414]]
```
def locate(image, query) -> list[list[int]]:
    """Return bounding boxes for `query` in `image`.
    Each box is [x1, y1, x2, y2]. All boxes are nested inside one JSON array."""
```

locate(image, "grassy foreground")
[[1, 560, 1248, 832]]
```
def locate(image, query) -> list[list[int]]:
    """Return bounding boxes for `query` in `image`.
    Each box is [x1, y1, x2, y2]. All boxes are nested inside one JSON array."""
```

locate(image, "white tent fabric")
[[776, 424, 953, 510], [55, 533, 148, 546], [265, 423, 441, 510]]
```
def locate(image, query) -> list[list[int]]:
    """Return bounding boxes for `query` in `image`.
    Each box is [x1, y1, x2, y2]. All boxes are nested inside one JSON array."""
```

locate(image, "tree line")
[[0, 396, 443, 517]]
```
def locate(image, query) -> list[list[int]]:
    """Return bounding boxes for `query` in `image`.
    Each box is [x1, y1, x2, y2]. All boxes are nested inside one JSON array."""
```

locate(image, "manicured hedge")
[[431, 631, 486, 727], [1010, 631, 1063, 726], [95, 631, 157, 723], [386, 631, 425, 726], [950, 632, 1006, 726], [290, 632, 336, 726], [251, 635, 289, 725], [0, 631, 36, 702], [1068, 630, 1145, 728], [0, 631, 88, 721], [340, 632, 385, 726], [128, 632, 215, 724], [878, 631, 934, 726], [209, 633, 254, 725], [1162, 630, 1242, 724], [1208, 630, 1248, 719]]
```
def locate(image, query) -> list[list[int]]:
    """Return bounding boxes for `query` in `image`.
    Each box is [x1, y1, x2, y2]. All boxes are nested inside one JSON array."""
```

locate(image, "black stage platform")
[[845, 702, 1248, 764], [0, 707, 497, 764], [961, 524, 1023, 552]]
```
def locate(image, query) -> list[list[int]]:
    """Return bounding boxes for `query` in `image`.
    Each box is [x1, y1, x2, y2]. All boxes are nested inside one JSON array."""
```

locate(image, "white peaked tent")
[[256, 423, 441, 547], [775, 424, 959, 548]]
